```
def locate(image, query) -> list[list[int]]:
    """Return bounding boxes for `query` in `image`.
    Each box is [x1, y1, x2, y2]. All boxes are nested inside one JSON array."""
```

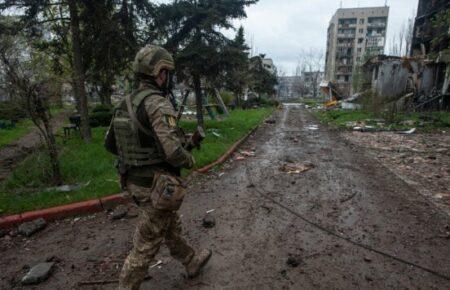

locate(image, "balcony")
[[338, 23, 357, 29], [367, 22, 386, 28], [337, 33, 356, 38], [337, 42, 354, 48]]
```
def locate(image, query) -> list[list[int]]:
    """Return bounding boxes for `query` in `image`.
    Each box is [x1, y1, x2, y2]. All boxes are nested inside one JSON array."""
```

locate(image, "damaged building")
[[359, 0, 449, 111], [362, 54, 449, 110]]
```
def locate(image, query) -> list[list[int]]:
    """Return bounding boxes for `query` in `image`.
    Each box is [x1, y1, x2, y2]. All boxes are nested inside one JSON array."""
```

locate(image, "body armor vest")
[[113, 89, 163, 167]]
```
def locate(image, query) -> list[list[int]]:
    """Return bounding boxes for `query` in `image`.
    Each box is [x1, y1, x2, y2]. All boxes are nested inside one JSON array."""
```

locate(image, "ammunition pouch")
[[150, 172, 186, 211]]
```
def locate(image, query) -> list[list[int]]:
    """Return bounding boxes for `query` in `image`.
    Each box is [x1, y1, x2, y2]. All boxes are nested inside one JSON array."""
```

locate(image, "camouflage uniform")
[[105, 45, 211, 290]]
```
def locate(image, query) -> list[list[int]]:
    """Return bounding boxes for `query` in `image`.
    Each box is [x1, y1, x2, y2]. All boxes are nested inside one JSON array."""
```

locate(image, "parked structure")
[[411, 0, 450, 57], [324, 6, 389, 97]]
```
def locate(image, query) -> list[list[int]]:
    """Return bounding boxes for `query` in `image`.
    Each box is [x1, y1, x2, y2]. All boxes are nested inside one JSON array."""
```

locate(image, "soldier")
[[105, 45, 212, 290]]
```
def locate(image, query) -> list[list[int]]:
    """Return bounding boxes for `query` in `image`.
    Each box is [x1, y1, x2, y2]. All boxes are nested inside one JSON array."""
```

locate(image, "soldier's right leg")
[[118, 207, 166, 290]]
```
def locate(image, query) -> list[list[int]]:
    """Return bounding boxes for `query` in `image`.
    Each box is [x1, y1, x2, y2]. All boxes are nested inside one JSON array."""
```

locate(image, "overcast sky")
[[229, 0, 418, 75], [154, 0, 418, 76]]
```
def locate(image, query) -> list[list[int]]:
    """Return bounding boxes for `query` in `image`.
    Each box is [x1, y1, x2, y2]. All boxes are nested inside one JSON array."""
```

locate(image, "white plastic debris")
[[398, 128, 416, 135], [150, 260, 163, 268], [206, 209, 215, 214]]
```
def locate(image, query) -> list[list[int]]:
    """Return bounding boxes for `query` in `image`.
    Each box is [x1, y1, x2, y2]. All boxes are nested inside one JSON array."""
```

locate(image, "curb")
[[0, 194, 131, 230], [0, 125, 260, 230]]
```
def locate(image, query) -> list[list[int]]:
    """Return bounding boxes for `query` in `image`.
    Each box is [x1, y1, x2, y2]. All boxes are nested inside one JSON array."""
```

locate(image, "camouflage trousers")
[[118, 182, 194, 290]]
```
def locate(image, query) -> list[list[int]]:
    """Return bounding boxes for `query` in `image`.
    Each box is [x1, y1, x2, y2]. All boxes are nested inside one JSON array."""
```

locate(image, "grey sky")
[[229, 0, 418, 75]]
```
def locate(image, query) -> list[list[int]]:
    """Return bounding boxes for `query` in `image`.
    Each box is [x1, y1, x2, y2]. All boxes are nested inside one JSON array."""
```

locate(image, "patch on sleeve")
[[165, 115, 177, 128]]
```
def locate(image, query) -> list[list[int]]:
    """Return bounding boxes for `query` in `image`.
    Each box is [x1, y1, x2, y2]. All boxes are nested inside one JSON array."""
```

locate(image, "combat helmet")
[[132, 45, 175, 77]]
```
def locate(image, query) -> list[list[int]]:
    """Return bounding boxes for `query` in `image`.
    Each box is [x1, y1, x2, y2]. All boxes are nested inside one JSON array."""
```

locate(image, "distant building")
[[302, 71, 325, 99], [411, 0, 450, 57], [277, 76, 297, 100], [262, 58, 277, 75], [277, 71, 324, 100], [325, 6, 389, 97]]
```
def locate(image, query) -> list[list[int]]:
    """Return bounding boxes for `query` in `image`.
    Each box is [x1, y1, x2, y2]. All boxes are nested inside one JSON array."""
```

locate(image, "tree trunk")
[[43, 121, 62, 186], [68, 0, 91, 142], [99, 80, 113, 106], [193, 74, 204, 130]]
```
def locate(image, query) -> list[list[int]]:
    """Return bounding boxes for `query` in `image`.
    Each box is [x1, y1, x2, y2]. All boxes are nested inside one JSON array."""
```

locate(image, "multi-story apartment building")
[[411, 0, 450, 57], [324, 6, 389, 96]]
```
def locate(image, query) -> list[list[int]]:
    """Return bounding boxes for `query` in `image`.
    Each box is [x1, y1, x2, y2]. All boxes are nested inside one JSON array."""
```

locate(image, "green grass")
[[0, 119, 34, 148], [314, 109, 450, 132], [0, 107, 64, 149], [0, 108, 273, 215]]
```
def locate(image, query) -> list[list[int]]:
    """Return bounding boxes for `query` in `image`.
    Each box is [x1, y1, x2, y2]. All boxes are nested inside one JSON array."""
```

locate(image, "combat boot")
[[185, 249, 212, 278]]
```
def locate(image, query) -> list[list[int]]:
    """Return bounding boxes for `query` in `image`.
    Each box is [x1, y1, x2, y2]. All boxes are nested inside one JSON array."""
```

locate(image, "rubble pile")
[[343, 131, 450, 213]]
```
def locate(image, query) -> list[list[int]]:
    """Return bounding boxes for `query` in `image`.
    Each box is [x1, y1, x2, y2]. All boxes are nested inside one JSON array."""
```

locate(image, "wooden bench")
[[64, 115, 81, 138]]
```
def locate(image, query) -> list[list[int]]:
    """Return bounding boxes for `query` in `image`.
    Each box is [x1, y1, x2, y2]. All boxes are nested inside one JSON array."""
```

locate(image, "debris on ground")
[[18, 218, 47, 237], [206, 209, 215, 214], [202, 213, 216, 228], [279, 162, 315, 174], [265, 119, 276, 124], [212, 132, 222, 138], [240, 150, 256, 157], [306, 125, 319, 131], [48, 181, 91, 193], [342, 131, 450, 213], [111, 205, 128, 220], [150, 260, 163, 269], [286, 255, 302, 268], [397, 128, 416, 135], [21, 262, 54, 285], [0, 229, 5, 238], [364, 256, 372, 262], [235, 155, 246, 161]]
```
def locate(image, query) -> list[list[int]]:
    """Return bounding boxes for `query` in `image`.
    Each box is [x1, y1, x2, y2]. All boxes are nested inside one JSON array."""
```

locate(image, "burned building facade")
[[411, 0, 450, 57]]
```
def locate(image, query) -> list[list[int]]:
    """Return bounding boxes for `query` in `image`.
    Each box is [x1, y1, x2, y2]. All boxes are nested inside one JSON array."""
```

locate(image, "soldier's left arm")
[[144, 96, 195, 168]]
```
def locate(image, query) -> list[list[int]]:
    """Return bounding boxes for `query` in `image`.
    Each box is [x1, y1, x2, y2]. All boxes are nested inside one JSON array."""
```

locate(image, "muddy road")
[[1, 105, 449, 289]]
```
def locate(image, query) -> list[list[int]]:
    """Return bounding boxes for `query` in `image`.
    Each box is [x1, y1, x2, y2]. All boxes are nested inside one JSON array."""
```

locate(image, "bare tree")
[[389, 11, 416, 57], [0, 38, 62, 185], [297, 48, 325, 98]]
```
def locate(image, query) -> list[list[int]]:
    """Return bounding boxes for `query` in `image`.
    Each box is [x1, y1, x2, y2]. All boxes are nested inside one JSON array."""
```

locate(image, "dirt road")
[[0, 111, 68, 181], [1, 104, 449, 289]]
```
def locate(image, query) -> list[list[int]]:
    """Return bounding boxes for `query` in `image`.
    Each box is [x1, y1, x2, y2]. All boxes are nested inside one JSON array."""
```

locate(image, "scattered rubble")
[[202, 213, 216, 228], [111, 205, 128, 220], [240, 150, 256, 157], [398, 128, 416, 135], [21, 262, 54, 285], [279, 162, 315, 174], [18, 218, 47, 237], [342, 131, 450, 214], [306, 125, 319, 131]]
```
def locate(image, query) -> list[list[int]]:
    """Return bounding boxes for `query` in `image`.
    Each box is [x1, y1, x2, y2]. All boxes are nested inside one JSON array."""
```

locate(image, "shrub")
[[219, 91, 235, 106], [90, 104, 113, 127], [90, 111, 113, 127], [0, 100, 27, 121], [92, 104, 113, 113]]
